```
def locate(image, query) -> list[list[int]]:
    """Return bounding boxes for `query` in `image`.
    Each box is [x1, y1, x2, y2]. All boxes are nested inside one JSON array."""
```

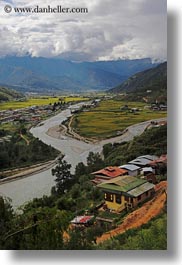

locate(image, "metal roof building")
[[119, 164, 141, 171], [138, 155, 159, 161], [128, 182, 155, 197], [129, 157, 152, 167]]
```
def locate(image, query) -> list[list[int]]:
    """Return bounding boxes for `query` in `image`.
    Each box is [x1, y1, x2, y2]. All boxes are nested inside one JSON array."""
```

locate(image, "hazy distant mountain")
[[108, 62, 167, 102], [0, 56, 157, 93]]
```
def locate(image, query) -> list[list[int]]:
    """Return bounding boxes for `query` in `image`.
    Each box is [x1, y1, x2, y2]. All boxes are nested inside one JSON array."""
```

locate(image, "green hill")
[[109, 62, 167, 103], [0, 87, 23, 102]]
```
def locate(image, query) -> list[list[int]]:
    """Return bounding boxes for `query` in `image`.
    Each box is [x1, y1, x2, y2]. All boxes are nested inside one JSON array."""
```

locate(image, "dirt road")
[[96, 181, 167, 244]]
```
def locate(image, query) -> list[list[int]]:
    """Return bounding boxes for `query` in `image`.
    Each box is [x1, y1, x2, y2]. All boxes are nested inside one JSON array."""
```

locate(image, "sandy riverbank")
[[46, 125, 67, 139]]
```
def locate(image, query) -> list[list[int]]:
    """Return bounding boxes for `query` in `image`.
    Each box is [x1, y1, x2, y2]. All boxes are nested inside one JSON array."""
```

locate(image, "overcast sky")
[[0, 0, 167, 61]]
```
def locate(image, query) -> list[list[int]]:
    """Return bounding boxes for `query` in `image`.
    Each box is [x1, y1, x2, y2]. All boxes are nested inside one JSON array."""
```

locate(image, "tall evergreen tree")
[[52, 158, 73, 194]]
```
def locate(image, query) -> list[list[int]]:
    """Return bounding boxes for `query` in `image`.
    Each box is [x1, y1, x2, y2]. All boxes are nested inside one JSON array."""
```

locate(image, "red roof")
[[71, 216, 94, 224], [92, 166, 128, 178]]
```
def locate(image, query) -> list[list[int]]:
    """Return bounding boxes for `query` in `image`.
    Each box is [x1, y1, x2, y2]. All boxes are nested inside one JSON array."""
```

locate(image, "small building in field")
[[91, 166, 128, 185], [97, 175, 155, 212], [119, 164, 141, 177]]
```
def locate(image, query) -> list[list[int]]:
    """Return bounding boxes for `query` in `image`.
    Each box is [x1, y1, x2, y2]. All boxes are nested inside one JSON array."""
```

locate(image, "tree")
[[103, 143, 113, 159], [0, 196, 14, 249], [75, 162, 87, 177], [87, 152, 105, 173], [157, 163, 167, 176], [52, 158, 73, 194]]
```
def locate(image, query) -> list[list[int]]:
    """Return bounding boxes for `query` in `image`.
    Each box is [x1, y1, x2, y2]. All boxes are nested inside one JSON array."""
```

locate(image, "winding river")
[[0, 102, 166, 209]]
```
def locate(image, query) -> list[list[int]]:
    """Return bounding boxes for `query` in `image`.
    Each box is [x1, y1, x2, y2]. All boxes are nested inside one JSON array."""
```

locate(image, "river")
[[0, 102, 166, 209], [0, 102, 101, 209]]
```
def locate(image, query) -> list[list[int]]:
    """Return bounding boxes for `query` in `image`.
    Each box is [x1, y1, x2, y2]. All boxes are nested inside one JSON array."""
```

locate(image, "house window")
[[125, 196, 129, 202], [115, 194, 121, 204], [138, 195, 141, 201], [146, 191, 149, 196], [105, 193, 113, 202]]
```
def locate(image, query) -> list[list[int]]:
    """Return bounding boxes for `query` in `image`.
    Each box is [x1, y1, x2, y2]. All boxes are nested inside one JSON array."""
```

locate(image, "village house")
[[159, 104, 167, 111], [120, 105, 129, 111], [91, 166, 128, 185], [138, 155, 159, 161], [141, 167, 155, 175], [140, 167, 157, 184], [129, 157, 153, 167], [128, 155, 158, 168], [119, 164, 141, 177], [97, 175, 155, 212]]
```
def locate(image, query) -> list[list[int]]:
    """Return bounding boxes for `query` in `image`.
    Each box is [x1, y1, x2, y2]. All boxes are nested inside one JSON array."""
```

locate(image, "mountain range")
[[0, 56, 157, 93]]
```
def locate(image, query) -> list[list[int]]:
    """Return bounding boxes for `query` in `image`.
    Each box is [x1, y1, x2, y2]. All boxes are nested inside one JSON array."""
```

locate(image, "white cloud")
[[0, 0, 167, 61]]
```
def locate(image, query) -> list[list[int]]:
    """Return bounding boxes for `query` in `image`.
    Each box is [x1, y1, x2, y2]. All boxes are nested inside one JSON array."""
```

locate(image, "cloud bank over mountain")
[[0, 0, 166, 61]]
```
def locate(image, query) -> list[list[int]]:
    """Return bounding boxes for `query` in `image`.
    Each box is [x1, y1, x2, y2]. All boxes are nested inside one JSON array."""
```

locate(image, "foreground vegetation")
[[98, 212, 167, 250], [0, 125, 167, 249], [72, 99, 166, 139]]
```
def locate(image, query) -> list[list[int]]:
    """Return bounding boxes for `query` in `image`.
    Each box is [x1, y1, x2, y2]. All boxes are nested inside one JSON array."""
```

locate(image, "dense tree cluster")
[[0, 132, 59, 171]]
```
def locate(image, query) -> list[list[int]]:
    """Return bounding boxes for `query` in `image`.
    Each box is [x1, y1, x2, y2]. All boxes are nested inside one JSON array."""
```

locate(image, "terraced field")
[[72, 100, 167, 139]]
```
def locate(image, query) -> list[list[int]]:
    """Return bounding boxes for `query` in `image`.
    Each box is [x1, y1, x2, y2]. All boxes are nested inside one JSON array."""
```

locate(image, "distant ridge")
[[0, 56, 157, 93]]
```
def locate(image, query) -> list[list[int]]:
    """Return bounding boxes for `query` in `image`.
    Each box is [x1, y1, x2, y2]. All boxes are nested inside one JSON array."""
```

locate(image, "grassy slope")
[[97, 213, 167, 250]]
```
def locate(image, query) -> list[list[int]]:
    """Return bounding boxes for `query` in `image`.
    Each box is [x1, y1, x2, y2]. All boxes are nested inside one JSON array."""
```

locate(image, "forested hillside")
[[109, 62, 167, 103], [0, 128, 59, 171], [0, 87, 23, 102]]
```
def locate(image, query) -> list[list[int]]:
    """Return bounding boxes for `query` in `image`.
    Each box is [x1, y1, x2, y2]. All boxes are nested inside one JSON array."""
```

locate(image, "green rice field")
[[0, 96, 89, 110], [73, 100, 167, 139]]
